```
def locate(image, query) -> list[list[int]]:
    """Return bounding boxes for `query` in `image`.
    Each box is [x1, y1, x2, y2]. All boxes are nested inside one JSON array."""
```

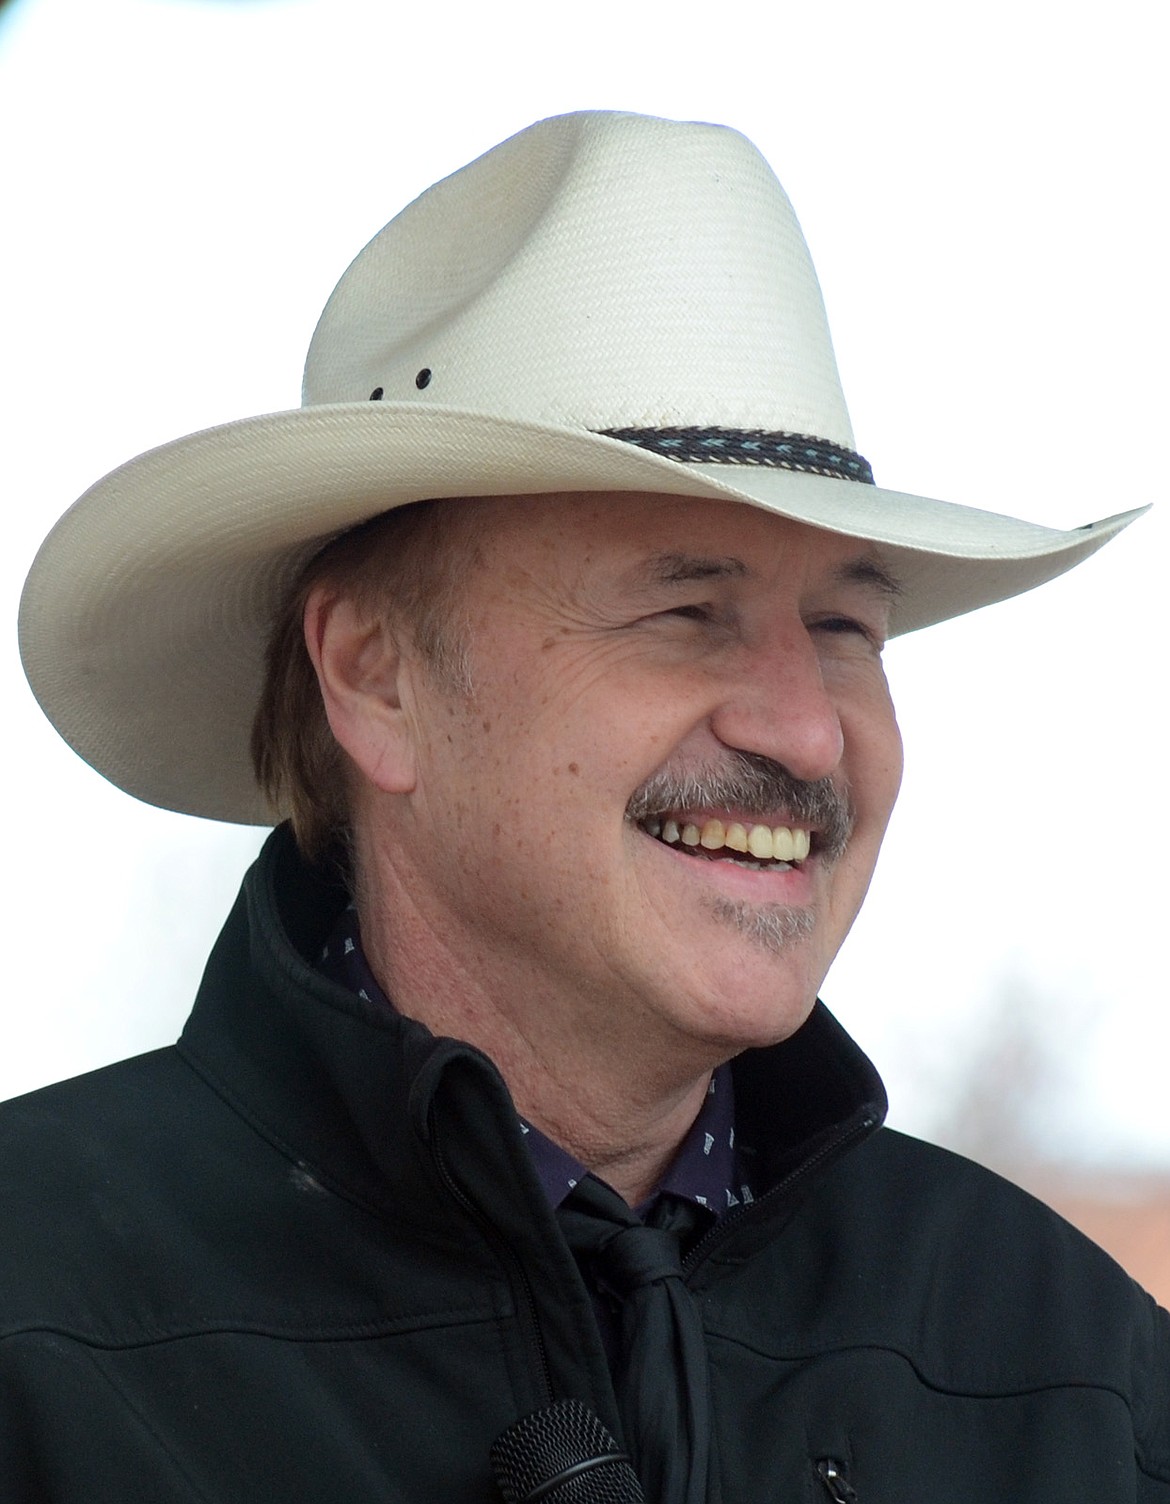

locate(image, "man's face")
[[385, 491, 903, 1071]]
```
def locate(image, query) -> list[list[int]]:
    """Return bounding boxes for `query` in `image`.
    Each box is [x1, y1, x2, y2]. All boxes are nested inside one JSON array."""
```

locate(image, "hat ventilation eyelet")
[[415, 368, 432, 389], [369, 387, 384, 401]]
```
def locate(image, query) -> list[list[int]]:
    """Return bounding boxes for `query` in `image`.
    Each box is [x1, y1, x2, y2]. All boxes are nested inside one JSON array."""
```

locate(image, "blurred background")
[[2, 0, 1167, 1292]]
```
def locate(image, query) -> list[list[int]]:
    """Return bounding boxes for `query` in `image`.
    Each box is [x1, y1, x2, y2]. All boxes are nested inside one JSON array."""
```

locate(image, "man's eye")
[[813, 615, 883, 648], [666, 604, 713, 622]]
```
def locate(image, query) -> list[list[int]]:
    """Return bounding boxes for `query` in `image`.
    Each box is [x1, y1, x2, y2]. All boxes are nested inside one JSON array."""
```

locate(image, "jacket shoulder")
[[0, 1051, 368, 1347], [0, 1048, 194, 1218], [831, 1129, 1170, 1478], [0, 1051, 206, 1333]]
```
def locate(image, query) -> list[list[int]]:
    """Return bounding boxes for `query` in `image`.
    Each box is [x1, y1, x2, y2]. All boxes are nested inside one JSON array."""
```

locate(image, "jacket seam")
[[1140, 1458, 1170, 1487], [708, 1329, 1170, 1478], [1, 1308, 504, 1352], [707, 1329, 1136, 1402]]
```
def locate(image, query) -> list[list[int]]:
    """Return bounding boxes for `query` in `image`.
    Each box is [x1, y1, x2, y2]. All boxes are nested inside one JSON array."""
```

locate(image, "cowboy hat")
[[18, 109, 1144, 825]]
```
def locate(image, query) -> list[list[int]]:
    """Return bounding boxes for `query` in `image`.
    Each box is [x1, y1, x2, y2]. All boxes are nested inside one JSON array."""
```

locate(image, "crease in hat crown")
[[17, 108, 1148, 826], [303, 110, 857, 447]]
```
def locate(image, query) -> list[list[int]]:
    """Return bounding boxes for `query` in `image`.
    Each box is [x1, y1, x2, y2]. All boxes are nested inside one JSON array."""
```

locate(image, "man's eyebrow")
[[833, 555, 905, 601], [633, 550, 903, 599], [637, 552, 750, 586]]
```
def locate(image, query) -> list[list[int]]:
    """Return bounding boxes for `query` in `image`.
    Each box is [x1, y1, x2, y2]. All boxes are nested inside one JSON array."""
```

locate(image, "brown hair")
[[250, 498, 478, 863]]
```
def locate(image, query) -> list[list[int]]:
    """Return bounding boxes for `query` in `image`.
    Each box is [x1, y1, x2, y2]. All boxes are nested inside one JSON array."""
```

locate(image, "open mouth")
[[637, 815, 812, 872]]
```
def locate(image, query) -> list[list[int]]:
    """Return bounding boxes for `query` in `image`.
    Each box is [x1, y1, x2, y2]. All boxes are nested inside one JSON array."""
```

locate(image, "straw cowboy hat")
[[18, 110, 1144, 826]]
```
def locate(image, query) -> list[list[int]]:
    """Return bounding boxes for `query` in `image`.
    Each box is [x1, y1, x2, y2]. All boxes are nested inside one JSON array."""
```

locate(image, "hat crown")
[[303, 111, 855, 446]]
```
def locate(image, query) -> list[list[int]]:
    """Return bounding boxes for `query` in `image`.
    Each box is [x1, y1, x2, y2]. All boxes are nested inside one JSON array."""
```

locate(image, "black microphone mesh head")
[[490, 1399, 645, 1503]]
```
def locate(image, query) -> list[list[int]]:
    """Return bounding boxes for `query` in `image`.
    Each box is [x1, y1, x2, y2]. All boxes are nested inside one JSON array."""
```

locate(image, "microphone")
[[490, 1399, 646, 1503]]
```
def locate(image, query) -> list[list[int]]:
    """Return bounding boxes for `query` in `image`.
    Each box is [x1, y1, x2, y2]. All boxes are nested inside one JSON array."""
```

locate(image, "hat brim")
[[18, 401, 1145, 824]]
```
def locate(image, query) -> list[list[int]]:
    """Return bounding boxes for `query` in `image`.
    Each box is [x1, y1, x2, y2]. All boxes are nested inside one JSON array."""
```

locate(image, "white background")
[[1, 0, 1166, 1165]]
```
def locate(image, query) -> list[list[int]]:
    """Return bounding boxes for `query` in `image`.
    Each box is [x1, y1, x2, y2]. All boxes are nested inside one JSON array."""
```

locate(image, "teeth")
[[747, 824, 774, 860], [772, 826, 795, 862], [699, 819, 725, 849], [725, 822, 748, 853], [646, 815, 811, 865]]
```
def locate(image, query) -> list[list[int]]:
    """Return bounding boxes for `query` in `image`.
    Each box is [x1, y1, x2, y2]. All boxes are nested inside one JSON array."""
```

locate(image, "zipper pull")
[[815, 1457, 859, 1503]]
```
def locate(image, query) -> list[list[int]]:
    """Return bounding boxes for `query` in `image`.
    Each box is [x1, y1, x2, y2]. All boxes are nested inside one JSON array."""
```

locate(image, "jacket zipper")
[[427, 1104, 556, 1408], [815, 1458, 859, 1502]]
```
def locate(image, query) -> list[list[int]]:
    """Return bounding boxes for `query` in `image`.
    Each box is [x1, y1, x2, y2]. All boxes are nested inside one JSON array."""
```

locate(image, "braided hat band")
[[601, 427, 874, 485]]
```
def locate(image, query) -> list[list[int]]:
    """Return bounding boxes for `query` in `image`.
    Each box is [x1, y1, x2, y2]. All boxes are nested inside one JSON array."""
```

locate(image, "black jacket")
[[2, 826, 1168, 1502]]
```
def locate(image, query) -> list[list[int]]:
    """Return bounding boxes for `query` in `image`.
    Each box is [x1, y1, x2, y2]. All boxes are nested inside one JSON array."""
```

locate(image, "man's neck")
[[356, 866, 722, 1209], [509, 1072, 714, 1209]]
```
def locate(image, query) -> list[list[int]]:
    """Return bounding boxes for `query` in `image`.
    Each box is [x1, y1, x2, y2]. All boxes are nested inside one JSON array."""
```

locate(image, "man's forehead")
[[465, 491, 904, 603]]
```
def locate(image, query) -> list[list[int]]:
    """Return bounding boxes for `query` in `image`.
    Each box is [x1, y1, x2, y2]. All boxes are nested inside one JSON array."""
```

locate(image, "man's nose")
[[707, 623, 845, 782]]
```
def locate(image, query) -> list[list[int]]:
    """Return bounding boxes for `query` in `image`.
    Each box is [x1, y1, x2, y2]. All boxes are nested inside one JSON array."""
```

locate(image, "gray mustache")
[[626, 752, 854, 862]]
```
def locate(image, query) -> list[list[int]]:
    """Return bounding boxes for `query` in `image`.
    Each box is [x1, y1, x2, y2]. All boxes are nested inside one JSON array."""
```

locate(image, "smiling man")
[[7, 112, 1168, 1502]]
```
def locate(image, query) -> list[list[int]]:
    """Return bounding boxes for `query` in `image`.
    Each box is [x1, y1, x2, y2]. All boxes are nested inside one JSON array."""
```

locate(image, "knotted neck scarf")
[[558, 1175, 713, 1504]]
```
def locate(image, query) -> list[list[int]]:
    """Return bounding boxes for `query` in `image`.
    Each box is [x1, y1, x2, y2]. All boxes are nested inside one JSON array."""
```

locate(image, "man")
[[7, 111, 1167, 1501]]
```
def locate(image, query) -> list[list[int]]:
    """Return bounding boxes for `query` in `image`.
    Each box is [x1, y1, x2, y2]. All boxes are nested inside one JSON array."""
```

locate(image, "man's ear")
[[303, 587, 418, 795]]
